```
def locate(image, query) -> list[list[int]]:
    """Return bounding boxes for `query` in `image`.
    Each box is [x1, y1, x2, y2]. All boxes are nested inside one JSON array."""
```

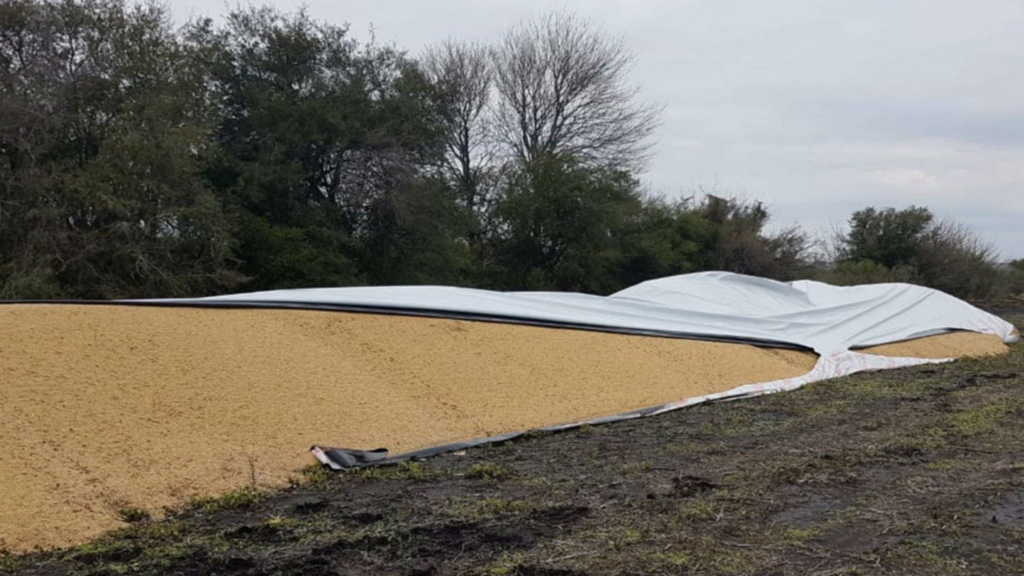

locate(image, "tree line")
[[1, 1, 1018, 301]]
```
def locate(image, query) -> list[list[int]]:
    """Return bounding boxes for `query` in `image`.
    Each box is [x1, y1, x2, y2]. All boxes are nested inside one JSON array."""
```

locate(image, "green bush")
[[832, 207, 998, 299]]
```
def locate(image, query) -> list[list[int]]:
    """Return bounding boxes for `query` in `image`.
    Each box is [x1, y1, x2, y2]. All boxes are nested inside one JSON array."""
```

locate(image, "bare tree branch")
[[492, 12, 661, 171], [420, 39, 494, 213]]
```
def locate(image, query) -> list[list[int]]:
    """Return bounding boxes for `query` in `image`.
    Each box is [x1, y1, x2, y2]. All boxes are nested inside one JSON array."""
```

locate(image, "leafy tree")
[[1003, 259, 1024, 298], [487, 154, 643, 292], [614, 198, 709, 288], [834, 206, 997, 298], [691, 195, 809, 280], [196, 7, 457, 289], [0, 0, 237, 298], [839, 206, 933, 268]]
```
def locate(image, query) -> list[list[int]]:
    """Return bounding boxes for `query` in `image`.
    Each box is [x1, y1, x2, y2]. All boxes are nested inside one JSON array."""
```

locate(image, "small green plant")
[[116, 507, 151, 523], [484, 552, 525, 575], [621, 461, 654, 475], [466, 462, 510, 481], [609, 528, 643, 550], [780, 527, 817, 545], [189, 487, 264, 512], [658, 551, 697, 568], [479, 499, 529, 515], [358, 461, 433, 481], [296, 464, 334, 486], [266, 515, 295, 528], [951, 401, 1017, 436]]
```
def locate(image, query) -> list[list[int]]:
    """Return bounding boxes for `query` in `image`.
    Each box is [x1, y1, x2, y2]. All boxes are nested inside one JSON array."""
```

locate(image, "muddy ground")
[[3, 313, 1024, 576]]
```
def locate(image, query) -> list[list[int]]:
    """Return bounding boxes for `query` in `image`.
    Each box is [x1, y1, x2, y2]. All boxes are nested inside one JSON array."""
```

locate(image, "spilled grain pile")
[[858, 331, 1009, 359], [0, 304, 1009, 552]]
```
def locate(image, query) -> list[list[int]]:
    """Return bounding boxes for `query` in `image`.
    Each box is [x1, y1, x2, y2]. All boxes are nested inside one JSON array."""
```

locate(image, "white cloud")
[[862, 169, 939, 189]]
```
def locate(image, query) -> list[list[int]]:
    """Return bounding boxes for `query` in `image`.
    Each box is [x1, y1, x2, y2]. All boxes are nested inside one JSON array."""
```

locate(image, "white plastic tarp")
[[153, 271, 1019, 467], [167, 271, 1017, 354], [156, 271, 1020, 393]]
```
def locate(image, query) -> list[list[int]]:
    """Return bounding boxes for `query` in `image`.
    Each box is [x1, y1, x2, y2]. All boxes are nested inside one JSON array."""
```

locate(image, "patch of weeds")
[[779, 526, 817, 546], [879, 440, 926, 459], [996, 460, 1024, 473], [655, 550, 699, 569], [576, 424, 597, 435], [897, 538, 968, 570], [825, 505, 868, 527], [116, 507, 151, 524], [133, 519, 183, 540], [904, 426, 949, 452], [609, 528, 643, 550], [925, 458, 971, 471], [266, 515, 296, 529], [846, 377, 912, 401], [906, 507, 973, 537], [447, 498, 531, 521], [746, 457, 820, 486], [0, 553, 20, 572], [67, 538, 141, 564], [620, 461, 653, 475], [483, 552, 525, 575], [678, 496, 721, 522], [467, 462, 511, 481], [520, 475, 552, 487], [708, 544, 768, 575], [719, 410, 757, 436], [139, 541, 203, 570], [663, 441, 702, 454], [697, 420, 717, 436], [860, 418, 886, 431], [672, 475, 718, 498], [479, 499, 530, 515], [950, 400, 1018, 436], [294, 464, 333, 486], [357, 461, 436, 481], [190, 487, 264, 512], [520, 429, 552, 441]]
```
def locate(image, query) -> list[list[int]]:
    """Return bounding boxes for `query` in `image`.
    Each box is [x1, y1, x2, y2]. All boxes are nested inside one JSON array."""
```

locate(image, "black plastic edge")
[[310, 400, 701, 470]]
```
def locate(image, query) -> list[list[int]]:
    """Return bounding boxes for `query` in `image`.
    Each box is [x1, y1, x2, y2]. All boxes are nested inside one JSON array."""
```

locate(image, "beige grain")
[[859, 331, 1008, 359], [0, 305, 1006, 551]]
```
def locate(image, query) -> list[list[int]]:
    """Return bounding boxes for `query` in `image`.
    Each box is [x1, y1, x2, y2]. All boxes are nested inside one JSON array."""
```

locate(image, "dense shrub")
[[832, 207, 999, 299]]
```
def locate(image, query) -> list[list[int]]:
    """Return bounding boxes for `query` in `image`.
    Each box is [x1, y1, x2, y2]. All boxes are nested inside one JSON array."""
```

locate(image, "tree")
[[693, 195, 809, 280], [420, 40, 494, 215], [0, 0, 238, 298], [197, 6, 454, 289], [491, 12, 661, 170], [839, 206, 933, 268], [613, 197, 709, 288], [913, 219, 998, 298], [833, 206, 997, 298], [1003, 259, 1024, 298], [487, 154, 643, 292]]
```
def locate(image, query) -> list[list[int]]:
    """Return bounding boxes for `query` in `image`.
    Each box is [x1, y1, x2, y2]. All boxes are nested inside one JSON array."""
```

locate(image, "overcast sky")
[[167, 0, 1024, 258]]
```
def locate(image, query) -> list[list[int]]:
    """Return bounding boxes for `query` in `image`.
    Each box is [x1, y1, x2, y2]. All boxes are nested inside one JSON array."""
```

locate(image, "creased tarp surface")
[[150, 272, 1018, 469], [159, 271, 1017, 353]]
